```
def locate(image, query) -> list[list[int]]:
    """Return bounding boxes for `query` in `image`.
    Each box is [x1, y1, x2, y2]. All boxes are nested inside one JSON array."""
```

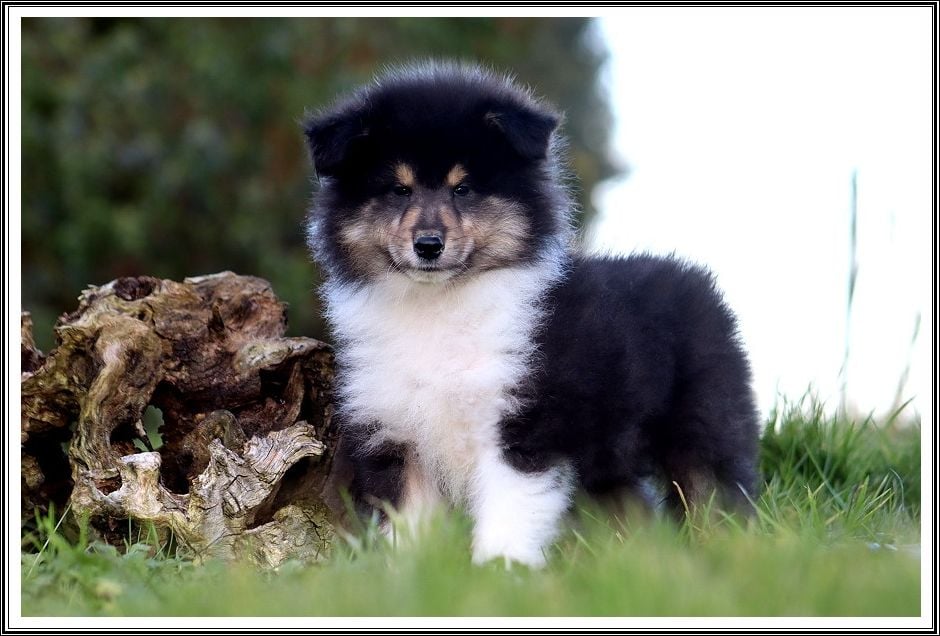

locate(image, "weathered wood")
[[21, 272, 337, 567]]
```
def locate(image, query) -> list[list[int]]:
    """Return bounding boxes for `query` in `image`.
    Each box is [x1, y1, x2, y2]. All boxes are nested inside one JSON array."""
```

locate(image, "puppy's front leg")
[[388, 452, 444, 540], [469, 448, 574, 568]]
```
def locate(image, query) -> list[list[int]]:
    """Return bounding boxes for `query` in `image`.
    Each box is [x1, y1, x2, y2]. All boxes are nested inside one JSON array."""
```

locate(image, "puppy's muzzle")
[[413, 234, 445, 260]]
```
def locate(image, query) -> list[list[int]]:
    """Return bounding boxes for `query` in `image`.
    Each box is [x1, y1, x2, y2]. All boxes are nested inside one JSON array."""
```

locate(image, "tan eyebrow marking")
[[446, 164, 468, 188], [395, 163, 416, 187]]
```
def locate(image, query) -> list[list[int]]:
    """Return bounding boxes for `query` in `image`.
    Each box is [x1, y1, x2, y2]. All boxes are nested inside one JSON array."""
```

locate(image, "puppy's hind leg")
[[659, 364, 760, 521], [662, 444, 759, 522], [469, 447, 574, 568]]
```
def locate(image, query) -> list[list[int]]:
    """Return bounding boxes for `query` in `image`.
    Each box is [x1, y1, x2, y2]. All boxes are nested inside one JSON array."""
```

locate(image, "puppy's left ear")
[[303, 110, 369, 177], [485, 102, 560, 160]]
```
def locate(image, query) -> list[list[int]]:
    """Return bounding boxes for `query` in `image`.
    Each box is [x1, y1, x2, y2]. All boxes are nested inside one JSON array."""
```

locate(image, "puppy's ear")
[[303, 110, 369, 177], [485, 102, 560, 160]]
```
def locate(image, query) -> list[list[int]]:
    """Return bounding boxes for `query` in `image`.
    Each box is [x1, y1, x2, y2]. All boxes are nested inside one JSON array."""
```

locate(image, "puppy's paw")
[[471, 535, 547, 569]]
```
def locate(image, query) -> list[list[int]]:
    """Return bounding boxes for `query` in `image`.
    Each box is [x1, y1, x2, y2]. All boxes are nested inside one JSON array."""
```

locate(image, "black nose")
[[413, 235, 445, 260]]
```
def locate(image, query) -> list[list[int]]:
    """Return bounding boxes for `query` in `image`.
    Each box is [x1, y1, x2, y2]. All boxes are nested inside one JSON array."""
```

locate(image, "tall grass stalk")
[[839, 169, 859, 414]]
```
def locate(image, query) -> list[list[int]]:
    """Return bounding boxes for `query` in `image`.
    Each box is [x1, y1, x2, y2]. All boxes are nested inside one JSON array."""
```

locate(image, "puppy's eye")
[[453, 184, 471, 197], [392, 185, 412, 197]]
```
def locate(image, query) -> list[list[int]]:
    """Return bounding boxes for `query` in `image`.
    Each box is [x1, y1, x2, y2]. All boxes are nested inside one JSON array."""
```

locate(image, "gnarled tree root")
[[22, 272, 337, 567]]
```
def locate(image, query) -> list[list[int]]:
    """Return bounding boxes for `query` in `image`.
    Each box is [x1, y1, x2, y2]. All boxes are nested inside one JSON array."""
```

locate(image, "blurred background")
[[20, 12, 931, 421], [590, 9, 931, 422]]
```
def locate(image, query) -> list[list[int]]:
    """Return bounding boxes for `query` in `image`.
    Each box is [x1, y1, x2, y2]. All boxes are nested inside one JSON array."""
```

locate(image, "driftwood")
[[21, 272, 338, 567]]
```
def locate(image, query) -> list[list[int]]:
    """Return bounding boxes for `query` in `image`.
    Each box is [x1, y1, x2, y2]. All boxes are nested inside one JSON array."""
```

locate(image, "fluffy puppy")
[[304, 62, 760, 567]]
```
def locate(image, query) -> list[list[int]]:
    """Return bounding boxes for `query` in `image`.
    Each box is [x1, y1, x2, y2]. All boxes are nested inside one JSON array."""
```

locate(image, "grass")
[[20, 397, 921, 617]]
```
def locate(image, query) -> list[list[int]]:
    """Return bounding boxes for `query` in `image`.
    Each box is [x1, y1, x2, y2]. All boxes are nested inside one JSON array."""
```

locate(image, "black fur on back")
[[506, 253, 760, 508]]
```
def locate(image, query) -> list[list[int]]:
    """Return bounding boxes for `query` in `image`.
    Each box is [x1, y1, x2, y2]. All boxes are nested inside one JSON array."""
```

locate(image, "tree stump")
[[21, 272, 338, 567]]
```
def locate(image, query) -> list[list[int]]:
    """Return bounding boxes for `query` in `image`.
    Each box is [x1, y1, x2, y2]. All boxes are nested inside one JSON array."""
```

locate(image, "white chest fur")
[[324, 266, 552, 501]]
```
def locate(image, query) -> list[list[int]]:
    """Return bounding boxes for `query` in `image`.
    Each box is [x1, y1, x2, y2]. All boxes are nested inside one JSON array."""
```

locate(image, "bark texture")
[[21, 272, 337, 567]]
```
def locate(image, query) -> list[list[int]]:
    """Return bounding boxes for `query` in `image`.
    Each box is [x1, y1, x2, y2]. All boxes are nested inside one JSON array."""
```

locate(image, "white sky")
[[591, 8, 933, 421]]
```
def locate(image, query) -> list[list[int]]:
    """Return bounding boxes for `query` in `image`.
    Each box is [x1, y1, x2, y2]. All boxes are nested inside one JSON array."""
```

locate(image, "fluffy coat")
[[304, 62, 759, 567]]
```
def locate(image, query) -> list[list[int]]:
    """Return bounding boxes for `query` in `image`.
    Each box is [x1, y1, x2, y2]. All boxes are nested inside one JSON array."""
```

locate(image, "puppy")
[[303, 62, 760, 567]]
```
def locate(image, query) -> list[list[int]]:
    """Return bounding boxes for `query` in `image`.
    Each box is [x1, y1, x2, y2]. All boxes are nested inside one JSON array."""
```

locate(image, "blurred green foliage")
[[22, 17, 616, 349]]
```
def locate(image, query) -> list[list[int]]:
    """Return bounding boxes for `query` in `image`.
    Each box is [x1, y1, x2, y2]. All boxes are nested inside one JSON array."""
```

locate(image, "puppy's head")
[[304, 62, 573, 285]]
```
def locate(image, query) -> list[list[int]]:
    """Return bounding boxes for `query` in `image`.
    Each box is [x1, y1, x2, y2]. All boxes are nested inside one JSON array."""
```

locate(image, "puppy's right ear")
[[303, 110, 368, 177]]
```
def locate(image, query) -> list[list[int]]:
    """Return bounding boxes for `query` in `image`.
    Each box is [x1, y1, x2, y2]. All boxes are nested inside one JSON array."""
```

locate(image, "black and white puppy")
[[304, 62, 760, 567]]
